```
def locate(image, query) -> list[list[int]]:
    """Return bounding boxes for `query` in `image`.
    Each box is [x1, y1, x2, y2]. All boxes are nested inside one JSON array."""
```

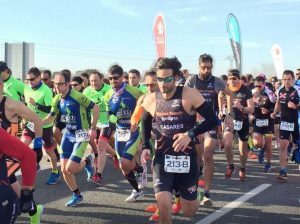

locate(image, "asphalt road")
[[16, 146, 300, 224]]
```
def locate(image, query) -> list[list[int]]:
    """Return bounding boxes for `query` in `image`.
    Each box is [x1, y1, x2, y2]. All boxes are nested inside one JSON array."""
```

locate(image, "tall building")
[[5, 42, 34, 80]]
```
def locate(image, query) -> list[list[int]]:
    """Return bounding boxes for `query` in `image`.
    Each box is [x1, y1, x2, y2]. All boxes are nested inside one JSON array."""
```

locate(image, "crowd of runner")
[[0, 56, 299, 224]]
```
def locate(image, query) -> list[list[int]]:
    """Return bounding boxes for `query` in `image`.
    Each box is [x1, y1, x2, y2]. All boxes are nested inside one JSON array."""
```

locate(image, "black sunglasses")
[[255, 85, 262, 88], [71, 83, 79, 87], [108, 76, 120, 81], [26, 77, 36, 82]]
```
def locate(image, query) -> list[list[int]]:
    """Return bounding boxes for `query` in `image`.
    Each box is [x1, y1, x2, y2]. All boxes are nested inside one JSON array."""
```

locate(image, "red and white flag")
[[271, 44, 284, 79], [153, 13, 166, 58]]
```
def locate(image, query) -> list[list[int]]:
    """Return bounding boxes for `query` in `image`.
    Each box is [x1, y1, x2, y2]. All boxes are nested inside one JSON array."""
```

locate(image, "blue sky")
[[0, 0, 299, 76]]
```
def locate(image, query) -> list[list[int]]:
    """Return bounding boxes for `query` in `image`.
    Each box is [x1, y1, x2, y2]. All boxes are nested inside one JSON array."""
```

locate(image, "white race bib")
[[116, 129, 131, 142], [280, 121, 294, 131], [256, 119, 269, 127], [75, 129, 90, 142], [26, 122, 35, 132], [233, 120, 243, 131], [164, 155, 190, 173], [96, 123, 109, 129]]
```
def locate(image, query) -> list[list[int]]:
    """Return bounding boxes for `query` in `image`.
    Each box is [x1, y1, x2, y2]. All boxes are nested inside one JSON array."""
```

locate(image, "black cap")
[[228, 69, 240, 79], [0, 61, 8, 72]]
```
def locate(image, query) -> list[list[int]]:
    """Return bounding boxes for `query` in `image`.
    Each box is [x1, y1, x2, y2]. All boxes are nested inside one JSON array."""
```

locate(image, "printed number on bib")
[[280, 121, 294, 131], [75, 129, 90, 142], [26, 122, 35, 132], [96, 123, 109, 129], [116, 129, 131, 142], [233, 120, 243, 131], [256, 119, 268, 127], [164, 155, 190, 173]]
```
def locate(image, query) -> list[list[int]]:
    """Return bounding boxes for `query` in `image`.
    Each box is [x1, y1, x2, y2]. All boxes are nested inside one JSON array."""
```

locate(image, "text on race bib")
[[280, 121, 294, 131], [96, 123, 109, 129], [75, 129, 90, 142], [164, 155, 190, 173], [116, 129, 131, 142], [26, 122, 35, 132], [233, 120, 243, 131], [256, 119, 269, 127]]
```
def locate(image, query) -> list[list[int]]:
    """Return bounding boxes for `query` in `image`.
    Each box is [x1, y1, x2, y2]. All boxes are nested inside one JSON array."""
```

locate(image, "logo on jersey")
[[112, 96, 119, 104], [171, 99, 181, 108], [188, 185, 197, 194]]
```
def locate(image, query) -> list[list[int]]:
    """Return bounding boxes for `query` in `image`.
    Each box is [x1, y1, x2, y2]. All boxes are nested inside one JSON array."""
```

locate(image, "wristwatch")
[[187, 130, 196, 140]]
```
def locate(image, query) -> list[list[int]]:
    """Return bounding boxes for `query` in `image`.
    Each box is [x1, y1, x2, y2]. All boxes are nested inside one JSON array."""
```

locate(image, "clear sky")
[[0, 0, 299, 76]]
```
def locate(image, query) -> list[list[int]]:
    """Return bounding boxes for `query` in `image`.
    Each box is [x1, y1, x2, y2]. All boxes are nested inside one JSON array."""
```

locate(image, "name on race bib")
[[280, 121, 294, 131], [96, 123, 109, 129], [256, 119, 269, 127], [26, 122, 35, 132], [75, 129, 90, 142], [116, 129, 131, 142], [164, 155, 190, 173], [233, 120, 243, 131]]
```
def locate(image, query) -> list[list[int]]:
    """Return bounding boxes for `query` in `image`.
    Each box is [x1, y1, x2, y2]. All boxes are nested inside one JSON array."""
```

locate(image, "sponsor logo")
[[188, 185, 197, 194]]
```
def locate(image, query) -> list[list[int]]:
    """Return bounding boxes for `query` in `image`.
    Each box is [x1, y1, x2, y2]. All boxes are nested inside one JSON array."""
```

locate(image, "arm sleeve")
[[50, 95, 59, 116], [141, 110, 153, 150], [36, 104, 51, 113], [189, 102, 219, 137], [0, 128, 36, 186]]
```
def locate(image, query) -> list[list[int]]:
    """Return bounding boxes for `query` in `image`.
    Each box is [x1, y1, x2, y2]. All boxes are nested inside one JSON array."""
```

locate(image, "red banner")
[[153, 13, 166, 58]]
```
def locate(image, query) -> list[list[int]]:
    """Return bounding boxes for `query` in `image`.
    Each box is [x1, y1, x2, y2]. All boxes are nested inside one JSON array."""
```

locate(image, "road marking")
[[195, 184, 271, 224]]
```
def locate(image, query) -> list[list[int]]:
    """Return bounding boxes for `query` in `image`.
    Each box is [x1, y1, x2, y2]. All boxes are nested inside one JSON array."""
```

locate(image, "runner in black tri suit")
[[141, 57, 218, 223], [271, 70, 300, 180]]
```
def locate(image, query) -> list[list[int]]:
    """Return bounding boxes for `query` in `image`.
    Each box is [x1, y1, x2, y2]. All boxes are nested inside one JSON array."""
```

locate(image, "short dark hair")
[[128, 69, 141, 78], [221, 74, 228, 82], [28, 67, 41, 77], [90, 70, 104, 79], [270, 76, 278, 82], [71, 76, 83, 84], [198, 54, 213, 64], [42, 70, 52, 78], [228, 69, 240, 79], [56, 71, 70, 83], [80, 72, 89, 79], [109, 64, 123, 76], [255, 76, 266, 83], [144, 69, 156, 78], [61, 69, 72, 78], [154, 57, 182, 76], [283, 70, 295, 79], [0, 61, 8, 72], [241, 75, 247, 83], [246, 74, 254, 82]]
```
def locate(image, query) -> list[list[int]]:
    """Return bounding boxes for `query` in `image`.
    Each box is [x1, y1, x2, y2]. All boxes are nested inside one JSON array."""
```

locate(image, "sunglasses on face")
[[108, 76, 120, 81], [71, 83, 79, 87], [157, 76, 174, 83], [26, 77, 36, 82], [228, 77, 238, 81], [255, 85, 263, 88], [41, 78, 49, 81]]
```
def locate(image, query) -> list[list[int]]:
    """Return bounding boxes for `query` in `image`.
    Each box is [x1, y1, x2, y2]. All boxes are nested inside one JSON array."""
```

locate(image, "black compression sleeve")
[[141, 110, 153, 150], [36, 103, 51, 113], [188, 102, 218, 138]]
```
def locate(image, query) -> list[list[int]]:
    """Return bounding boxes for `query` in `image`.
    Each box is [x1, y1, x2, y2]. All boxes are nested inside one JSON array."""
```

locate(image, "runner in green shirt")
[[21, 67, 60, 185], [83, 71, 117, 185], [128, 69, 148, 94]]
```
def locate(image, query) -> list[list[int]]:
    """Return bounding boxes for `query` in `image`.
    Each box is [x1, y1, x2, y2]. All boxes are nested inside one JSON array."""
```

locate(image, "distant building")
[[5, 42, 34, 80]]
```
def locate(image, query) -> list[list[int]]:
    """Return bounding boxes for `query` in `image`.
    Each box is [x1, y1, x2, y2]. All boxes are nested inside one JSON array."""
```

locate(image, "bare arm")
[[223, 86, 233, 114], [90, 104, 100, 129], [243, 98, 254, 114], [43, 114, 55, 126]]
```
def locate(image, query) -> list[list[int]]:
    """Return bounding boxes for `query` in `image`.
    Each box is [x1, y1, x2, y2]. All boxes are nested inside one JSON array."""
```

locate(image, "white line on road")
[[195, 184, 271, 224]]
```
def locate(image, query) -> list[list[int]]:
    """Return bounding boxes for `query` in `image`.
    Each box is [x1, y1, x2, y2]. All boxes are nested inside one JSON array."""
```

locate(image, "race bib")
[[116, 129, 131, 142], [75, 129, 90, 142], [280, 121, 294, 131], [164, 155, 190, 173], [256, 119, 269, 127], [26, 122, 35, 132], [96, 123, 109, 129], [233, 120, 243, 131]]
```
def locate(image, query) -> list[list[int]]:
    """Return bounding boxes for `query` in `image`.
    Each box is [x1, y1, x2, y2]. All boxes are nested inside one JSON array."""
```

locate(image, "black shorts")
[[225, 119, 249, 142], [96, 123, 116, 143], [152, 151, 199, 201], [279, 120, 299, 144], [253, 119, 274, 136], [0, 183, 20, 224], [54, 114, 66, 131], [202, 127, 218, 140], [23, 126, 54, 150]]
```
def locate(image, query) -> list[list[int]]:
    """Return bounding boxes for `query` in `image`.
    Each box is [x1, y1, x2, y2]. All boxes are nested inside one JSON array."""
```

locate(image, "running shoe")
[[201, 195, 213, 206], [125, 190, 144, 202], [65, 193, 83, 207], [172, 199, 182, 214], [239, 169, 246, 181], [30, 204, 43, 224], [145, 204, 158, 213], [90, 174, 102, 185], [46, 171, 60, 185], [264, 163, 271, 172], [138, 164, 147, 189], [149, 209, 159, 222], [277, 169, 288, 180], [225, 166, 235, 179], [85, 154, 94, 181]]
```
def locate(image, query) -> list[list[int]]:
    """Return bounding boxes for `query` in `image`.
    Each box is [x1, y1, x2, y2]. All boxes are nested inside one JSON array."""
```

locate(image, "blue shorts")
[[115, 129, 140, 161]]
